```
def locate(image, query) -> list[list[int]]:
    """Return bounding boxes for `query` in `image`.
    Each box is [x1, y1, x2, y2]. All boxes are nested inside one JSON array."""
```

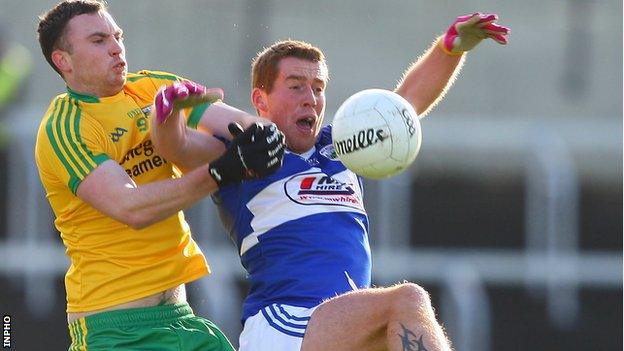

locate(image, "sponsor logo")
[[298, 175, 354, 195], [110, 127, 128, 142], [284, 172, 363, 210], [334, 128, 387, 156], [119, 139, 168, 178]]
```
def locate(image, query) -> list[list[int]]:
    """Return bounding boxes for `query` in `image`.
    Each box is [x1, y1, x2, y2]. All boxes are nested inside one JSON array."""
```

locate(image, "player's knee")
[[390, 282, 432, 315]]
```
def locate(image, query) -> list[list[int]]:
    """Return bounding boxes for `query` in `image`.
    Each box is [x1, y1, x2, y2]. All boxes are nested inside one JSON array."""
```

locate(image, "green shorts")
[[68, 302, 234, 351]]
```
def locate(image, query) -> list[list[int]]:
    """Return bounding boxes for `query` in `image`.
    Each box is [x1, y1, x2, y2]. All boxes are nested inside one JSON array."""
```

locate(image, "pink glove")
[[441, 13, 510, 55], [154, 80, 224, 124]]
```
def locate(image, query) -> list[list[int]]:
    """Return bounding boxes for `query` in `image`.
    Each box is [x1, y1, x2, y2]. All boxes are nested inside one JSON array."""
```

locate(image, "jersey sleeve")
[[135, 70, 221, 130], [38, 99, 110, 194]]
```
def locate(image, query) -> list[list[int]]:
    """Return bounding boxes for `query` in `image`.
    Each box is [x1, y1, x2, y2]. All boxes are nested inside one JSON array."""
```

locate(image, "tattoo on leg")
[[397, 323, 429, 351]]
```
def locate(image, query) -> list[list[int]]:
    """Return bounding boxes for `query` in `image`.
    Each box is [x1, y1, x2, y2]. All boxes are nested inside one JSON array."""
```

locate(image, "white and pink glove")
[[440, 13, 510, 55], [154, 80, 223, 124]]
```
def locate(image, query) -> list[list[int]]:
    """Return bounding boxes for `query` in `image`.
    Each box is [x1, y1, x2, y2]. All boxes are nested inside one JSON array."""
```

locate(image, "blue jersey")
[[213, 125, 372, 323]]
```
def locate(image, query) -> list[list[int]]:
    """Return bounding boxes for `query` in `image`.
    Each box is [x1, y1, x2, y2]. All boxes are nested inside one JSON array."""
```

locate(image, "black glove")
[[209, 122, 285, 186]]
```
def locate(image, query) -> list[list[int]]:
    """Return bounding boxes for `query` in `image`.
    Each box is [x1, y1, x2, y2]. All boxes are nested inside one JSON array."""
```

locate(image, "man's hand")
[[154, 80, 224, 124], [441, 13, 510, 55], [208, 122, 286, 186]]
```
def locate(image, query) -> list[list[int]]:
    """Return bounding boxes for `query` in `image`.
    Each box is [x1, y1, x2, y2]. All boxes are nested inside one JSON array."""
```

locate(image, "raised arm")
[[150, 81, 272, 172], [395, 12, 509, 117]]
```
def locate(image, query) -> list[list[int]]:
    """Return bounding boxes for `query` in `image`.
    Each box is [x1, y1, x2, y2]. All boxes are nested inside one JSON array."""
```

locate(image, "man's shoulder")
[[38, 93, 102, 142], [41, 93, 73, 123], [46, 92, 70, 107], [36, 94, 74, 162]]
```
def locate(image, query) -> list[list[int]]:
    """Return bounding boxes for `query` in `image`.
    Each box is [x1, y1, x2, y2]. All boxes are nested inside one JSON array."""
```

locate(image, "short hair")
[[251, 40, 327, 93], [37, 0, 107, 75]]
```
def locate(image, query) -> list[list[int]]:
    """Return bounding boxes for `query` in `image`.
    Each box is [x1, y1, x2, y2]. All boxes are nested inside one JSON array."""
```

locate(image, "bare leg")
[[301, 283, 451, 351]]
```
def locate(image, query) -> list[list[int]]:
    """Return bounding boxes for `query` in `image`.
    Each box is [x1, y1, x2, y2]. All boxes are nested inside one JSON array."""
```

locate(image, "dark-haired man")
[[35, 1, 284, 350]]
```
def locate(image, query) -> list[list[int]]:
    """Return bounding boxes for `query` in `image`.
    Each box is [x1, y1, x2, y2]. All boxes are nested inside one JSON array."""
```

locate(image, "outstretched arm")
[[395, 12, 509, 117]]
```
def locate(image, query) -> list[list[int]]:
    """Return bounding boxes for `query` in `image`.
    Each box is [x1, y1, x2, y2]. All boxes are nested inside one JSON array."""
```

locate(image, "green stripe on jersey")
[[46, 99, 109, 194], [46, 100, 83, 192], [68, 98, 109, 172]]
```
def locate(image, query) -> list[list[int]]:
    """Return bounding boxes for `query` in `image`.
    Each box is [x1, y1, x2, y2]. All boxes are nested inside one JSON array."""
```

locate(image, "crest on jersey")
[[141, 105, 152, 117], [319, 144, 338, 160]]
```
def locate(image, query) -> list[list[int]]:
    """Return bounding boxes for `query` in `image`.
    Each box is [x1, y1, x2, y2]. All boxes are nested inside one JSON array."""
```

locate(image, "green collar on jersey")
[[66, 86, 100, 103]]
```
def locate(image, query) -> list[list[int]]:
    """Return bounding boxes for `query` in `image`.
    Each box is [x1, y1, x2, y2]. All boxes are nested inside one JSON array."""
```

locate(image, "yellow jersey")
[[35, 70, 213, 312]]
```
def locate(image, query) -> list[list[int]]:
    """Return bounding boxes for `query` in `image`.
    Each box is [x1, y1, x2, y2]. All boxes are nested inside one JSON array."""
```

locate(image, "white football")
[[331, 89, 421, 179]]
